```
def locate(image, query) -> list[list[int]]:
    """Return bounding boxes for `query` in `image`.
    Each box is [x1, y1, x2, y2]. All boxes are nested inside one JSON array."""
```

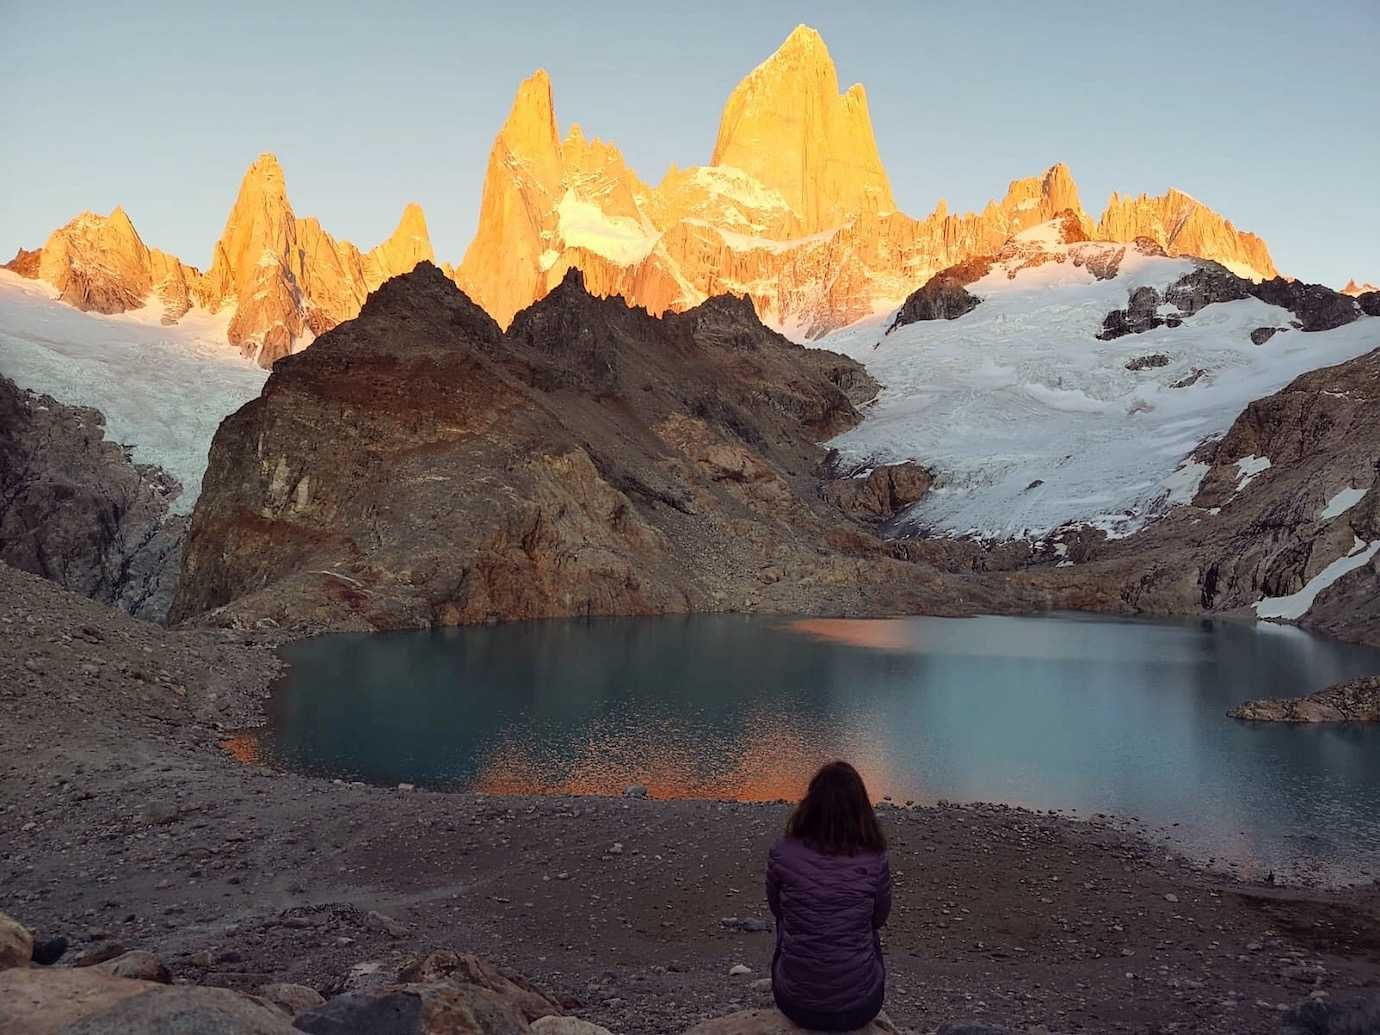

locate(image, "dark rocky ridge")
[[0, 375, 185, 622], [171, 264, 986, 631], [1098, 263, 1364, 341]]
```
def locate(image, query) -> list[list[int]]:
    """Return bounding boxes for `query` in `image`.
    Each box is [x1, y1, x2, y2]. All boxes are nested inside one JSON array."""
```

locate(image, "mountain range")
[[5, 25, 1282, 368]]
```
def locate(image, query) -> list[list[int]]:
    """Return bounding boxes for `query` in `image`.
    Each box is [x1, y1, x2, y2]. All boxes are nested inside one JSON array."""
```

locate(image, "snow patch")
[[1255, 538, 1380, 620], [1161, 461, 1210, 506], [555, 190, 659, 265], [0, 269, 267, 512], [1234, 454, 1272, 492], [1319, 486, 1367, 521]]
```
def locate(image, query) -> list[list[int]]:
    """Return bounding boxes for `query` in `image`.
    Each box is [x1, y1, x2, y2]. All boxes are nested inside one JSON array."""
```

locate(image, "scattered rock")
[[256, 982, 326, 1016], [1169, 368, 1207, 389], [90, 950, 171, 984], [73, 942, 127, 967], [363, 911, 408, 939], [728, 964, 753, 977], [719, 917, 772, 933], [1125, 353, 1170, 371]]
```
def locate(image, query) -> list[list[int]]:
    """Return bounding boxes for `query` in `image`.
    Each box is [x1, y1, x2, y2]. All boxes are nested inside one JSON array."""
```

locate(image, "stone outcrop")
[[823, 462, 933, 522], [0, 375, 185, 622], [7, 155, 435, 367], [1097, 262, 1362, 341], [171, 264, 989, 632], [1229, 676, 1380, 722], [4, 246, 41, 278], [1096, 188, 1277, 280]]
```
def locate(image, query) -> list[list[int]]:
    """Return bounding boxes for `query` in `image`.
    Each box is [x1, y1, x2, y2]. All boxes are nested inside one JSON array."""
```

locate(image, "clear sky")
[[3, 0, 1376, 286]]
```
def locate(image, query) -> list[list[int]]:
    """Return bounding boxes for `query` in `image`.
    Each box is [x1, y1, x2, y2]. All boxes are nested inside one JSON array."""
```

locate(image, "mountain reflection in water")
[[237, 612, 1380, 882]]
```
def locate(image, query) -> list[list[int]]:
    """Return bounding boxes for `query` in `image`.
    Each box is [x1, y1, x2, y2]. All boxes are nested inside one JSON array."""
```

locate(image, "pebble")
[[728, 964, 752, 977]]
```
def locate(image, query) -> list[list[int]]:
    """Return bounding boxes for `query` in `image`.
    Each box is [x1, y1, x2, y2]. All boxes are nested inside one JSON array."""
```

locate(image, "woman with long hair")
[[766, 760, 891, 1031]]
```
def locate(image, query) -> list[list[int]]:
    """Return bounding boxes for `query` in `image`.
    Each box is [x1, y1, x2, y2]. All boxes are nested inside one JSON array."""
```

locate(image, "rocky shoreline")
[[1229, 676, 1380, 723], [3, 563, 1379, 1033]]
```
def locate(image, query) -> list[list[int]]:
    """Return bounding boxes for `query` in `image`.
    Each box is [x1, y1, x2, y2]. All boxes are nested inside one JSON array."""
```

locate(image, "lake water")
[[233, 613, 1380, 883]]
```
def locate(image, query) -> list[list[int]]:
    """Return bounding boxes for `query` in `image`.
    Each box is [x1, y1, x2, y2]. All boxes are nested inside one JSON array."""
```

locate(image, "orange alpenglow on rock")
[[1096, 188, 1278, 280], [5, 25, 1284, 354], [448, 25, 1279, 339], [6, 152, 435, 367], [709, 24, 896, 232]]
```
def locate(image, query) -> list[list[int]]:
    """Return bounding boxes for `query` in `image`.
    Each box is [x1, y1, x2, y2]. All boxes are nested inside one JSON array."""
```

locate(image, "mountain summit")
[[5, 26, 1280, 352], [710, 25, 895, 230], [5, 154, 435, 366], [447, 25, 1279, 338]]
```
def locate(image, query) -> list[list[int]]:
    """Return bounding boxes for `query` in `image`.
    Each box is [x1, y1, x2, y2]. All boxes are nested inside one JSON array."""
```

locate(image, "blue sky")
[[3, 0, 1376, 285]]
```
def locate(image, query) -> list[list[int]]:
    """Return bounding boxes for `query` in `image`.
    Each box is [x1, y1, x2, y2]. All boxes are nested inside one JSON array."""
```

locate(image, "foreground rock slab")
[[683, 1007, 905, 1034]]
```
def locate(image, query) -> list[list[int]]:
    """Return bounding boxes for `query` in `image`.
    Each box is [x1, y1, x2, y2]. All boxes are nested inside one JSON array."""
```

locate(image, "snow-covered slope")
[[816, 237, 1379, 539], [0, 270, 268, 512]]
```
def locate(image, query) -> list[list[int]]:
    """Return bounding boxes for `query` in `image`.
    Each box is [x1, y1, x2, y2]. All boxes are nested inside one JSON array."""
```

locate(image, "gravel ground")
[[2, 564, 1378, 1033]]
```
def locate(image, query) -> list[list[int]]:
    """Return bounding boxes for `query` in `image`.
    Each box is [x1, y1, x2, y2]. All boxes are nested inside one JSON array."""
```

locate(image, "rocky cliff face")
[[709, 25, 896, 232], [450, 27, 1279, 340], [171, 264, 989, 632], [0, 376, 185, 621], [5, 155, 435, 367], [1096, 189, 1277, 280]]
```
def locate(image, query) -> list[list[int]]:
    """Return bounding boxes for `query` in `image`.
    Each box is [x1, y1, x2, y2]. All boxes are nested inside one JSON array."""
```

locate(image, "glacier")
[[815, 244, 1380, 539], [0, 271, 268, 513]]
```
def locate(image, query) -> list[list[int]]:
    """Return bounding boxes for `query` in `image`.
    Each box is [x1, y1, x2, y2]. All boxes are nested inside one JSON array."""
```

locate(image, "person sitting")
[[766, 760, 892, 1031]]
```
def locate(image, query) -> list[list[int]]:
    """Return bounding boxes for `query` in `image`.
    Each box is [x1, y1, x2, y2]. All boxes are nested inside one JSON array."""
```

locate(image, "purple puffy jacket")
[[765, 836, 891, 1016]]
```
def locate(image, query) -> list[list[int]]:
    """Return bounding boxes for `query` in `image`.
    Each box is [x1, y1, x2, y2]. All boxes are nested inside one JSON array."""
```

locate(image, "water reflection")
[[240, 612, 1380, 882]]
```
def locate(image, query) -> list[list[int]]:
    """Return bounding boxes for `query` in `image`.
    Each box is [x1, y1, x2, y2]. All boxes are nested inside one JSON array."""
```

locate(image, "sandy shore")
[[2, 564, 1377, 1033]]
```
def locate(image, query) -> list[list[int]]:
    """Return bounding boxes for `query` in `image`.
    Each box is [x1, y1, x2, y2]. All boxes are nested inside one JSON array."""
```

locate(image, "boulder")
[[0, 911, 33, 970], [531, 1018, 617, 1035], [293, 982, 528, 1035], [396, 952, 561, 1021], [683, 1007, 903, 1034], [0, 967, 159, 1033], [257, 981, 326, 1015], [1250, 326, 1282, 346], [0, 967, 293, 1034], [1280, 994, 1380, 1034], [90, 949, 171, 983], [62, 985, 296, 1034]]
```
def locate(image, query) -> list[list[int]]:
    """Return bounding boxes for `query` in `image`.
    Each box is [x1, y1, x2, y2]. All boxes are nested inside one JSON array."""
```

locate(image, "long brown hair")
[[785, 761, 887, 855]]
